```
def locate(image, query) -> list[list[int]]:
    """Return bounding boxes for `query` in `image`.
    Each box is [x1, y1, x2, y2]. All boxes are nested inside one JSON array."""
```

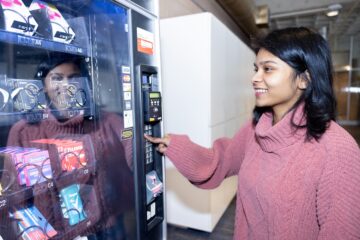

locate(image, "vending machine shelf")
[[0, 179, 55, 211], [0, 30, 89, 56]]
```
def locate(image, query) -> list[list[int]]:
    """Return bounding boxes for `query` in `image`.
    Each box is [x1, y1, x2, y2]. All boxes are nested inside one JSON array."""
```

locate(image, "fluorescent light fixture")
[[270, 3, 342, 19], [326, 3, 342, 17], [326, 10, 339, 17]]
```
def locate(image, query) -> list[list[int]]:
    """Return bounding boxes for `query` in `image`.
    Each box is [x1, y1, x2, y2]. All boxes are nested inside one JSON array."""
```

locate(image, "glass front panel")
[[0, 0, 135, 239], [130, 0, 155, 14]]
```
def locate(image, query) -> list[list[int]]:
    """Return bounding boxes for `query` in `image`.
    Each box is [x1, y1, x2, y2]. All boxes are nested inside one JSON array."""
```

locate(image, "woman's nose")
[[251, 71, 262, 84]]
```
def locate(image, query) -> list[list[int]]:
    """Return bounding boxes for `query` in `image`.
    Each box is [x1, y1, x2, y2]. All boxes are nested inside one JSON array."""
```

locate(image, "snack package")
[[6, 78, 47, 113], [32, 138, 87, 172], [29, 0, 75, 43], [9, 205, 57, 239], [59, 184, 86, 225], [43, 76, 93, 119], [145, 170, 163, 204], [0, 0, 38, 36], [57, 140, 86, 171], [21, 150, 51, 186], [12, 148, 41, 185], [0, 146, 51, 187]]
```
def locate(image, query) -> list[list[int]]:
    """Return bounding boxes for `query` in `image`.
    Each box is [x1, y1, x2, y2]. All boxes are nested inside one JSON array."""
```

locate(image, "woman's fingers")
[[144, 134, 163, 144], [144, 134, 171, 153], [157, 143, 167, 153], [144, 134, 170, 146]]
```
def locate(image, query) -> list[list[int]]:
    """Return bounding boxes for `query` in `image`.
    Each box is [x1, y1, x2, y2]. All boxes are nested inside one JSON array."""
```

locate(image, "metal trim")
[[112, 0, 158, 20]]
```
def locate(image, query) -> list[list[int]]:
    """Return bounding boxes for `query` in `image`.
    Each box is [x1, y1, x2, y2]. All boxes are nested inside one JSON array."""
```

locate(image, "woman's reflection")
[[5, 53, 134, 240]]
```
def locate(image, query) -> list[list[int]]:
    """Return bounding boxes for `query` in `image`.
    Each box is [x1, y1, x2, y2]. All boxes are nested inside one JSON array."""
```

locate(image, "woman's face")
[[44, 62, 81, 110], [252, 48, 306, 120]]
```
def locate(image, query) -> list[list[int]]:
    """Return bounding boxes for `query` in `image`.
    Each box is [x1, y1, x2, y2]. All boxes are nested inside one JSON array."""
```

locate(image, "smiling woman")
[[252, 27, 336, 141], [145, 27, 360, 240], [252, 49, 307, 124]]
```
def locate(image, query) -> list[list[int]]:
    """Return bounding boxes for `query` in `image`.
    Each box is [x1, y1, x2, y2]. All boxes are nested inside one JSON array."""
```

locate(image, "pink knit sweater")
[[165, 107, 360, 240]]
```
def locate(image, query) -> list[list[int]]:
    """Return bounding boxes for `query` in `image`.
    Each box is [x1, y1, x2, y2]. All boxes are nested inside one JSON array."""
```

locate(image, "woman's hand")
[[144, 134, 171, 154]]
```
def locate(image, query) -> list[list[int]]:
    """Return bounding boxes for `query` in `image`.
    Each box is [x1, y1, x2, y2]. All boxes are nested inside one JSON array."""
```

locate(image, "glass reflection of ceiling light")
[[342, 87, 360, 93], [344, 65, 352, 71], [326, 4, 342, 17]]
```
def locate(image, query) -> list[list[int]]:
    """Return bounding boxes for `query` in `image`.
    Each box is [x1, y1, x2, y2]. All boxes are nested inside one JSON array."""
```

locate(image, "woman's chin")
[[255, 101, 270, 108]]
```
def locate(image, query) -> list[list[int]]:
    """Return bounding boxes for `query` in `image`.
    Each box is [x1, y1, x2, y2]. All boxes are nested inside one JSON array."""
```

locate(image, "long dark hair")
[[35, 53, 87, 80], [253, 27, 336, 141]]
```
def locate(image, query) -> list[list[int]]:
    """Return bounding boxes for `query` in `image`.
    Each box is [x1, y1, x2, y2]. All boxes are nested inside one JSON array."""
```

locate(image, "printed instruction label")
[[137, 27, 154, 55], [123, 92, 131, 101], [121, 129, 133, 140], [123, 83, 132, 92], [122, 66, 131, 74], [123, 110, 133, 128]]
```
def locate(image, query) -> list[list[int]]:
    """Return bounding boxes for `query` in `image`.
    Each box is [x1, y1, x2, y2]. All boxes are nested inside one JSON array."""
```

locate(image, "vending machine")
[[0, 0, 165, 239]]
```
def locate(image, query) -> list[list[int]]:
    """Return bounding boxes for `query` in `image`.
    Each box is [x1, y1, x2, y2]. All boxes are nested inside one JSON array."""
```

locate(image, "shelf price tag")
[[65, 45, 83, 54], [48, 181, 54, 189], [18, 35, 42, 47], [83, 168, 89, 175]]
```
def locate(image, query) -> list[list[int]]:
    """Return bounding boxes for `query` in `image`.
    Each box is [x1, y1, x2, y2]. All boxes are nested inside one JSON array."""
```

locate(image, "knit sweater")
[[165, 107, 360, 240]]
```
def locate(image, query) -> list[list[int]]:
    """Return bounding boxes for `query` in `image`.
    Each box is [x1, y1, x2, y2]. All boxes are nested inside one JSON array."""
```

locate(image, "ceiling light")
[[326, 10, 339, 17], [326, 3, 342, 17], [270, 3, 343, 19]]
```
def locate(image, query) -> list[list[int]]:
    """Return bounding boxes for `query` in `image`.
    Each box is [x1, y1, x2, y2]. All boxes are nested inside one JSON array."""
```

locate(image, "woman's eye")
[[264, 67, 272, 72], [50, 75, 63, 81], [253, 67, 258, 72]]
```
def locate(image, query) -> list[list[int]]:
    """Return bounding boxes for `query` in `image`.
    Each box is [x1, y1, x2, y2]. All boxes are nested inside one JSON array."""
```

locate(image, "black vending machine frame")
[[130, 1, 166, 238], [134, 64, 164, 240]]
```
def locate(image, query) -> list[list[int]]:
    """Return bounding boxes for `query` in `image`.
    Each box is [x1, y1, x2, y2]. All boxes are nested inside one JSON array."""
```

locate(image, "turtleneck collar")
[[44, 109, 84, 127], [255, 104, 307, 152]]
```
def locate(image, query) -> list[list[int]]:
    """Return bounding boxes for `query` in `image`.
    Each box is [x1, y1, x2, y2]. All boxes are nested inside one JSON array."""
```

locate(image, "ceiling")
[[253, 0, 360, 54]]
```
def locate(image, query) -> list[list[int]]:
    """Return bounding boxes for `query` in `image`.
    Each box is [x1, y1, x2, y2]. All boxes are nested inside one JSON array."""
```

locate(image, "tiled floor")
[[167, 197, 236, 240]]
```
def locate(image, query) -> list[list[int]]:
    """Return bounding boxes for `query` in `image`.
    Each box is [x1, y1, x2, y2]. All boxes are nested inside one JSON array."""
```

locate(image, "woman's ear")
[[298, 70, 310, 90]]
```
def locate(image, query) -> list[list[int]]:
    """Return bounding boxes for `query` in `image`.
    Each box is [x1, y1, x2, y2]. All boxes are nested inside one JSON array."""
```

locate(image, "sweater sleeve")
[[164, 120, 254, 189], [316, 127, 360, 239]]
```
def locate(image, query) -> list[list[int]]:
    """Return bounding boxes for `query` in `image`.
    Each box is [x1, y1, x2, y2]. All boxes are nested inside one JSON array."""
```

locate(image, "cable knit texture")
[[165, 107, 360, 240]]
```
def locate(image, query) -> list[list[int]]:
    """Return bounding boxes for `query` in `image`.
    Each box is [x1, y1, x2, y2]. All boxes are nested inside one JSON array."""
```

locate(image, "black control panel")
[[143, 91, 162, 123], [137, 64, 164, 235]]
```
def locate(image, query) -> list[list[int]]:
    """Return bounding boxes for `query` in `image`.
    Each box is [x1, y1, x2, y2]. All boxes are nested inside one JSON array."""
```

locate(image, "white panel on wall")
[[160, 14, 211, 146], [160, 13, 255, 232], [209, 15, 255, 130]]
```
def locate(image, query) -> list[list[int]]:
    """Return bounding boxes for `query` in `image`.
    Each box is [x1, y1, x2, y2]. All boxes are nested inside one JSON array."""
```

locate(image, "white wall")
[[160, 13, 255, 232]]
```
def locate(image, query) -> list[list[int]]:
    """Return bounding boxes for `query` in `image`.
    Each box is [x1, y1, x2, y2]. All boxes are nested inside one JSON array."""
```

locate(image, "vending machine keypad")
[[144, 124, 153, 164]]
